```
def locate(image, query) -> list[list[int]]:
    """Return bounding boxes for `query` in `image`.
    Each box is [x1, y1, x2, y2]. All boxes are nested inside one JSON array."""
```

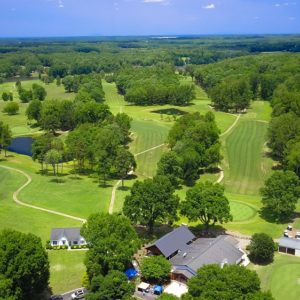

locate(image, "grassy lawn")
[[250, 254, 300, 300], [223, 119, 273, 195], [0, 80, 74, 136], [48, 250, 86, 294], [0, 153, 113, 219]]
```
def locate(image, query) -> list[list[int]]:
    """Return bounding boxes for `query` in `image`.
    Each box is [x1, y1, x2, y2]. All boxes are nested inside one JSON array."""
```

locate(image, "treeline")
[[192, 53, 300, 112], [32, 113, 135, 185], [157, 111, 222, 186], [115, 65, 195, 105], [268, 74, 300, 176]]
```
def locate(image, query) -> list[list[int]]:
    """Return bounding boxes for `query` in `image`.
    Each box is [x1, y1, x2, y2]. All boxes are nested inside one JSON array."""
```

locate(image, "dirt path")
[[0, 165, 86, 223], [220, 114, 241, 138], [109, 144, 165, 214], [214, 114, 241, 184]]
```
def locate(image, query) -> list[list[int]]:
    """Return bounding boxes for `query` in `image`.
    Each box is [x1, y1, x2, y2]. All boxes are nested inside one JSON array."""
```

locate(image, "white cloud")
[[203, 3, 215, 9], [58, 0, 64, 8]]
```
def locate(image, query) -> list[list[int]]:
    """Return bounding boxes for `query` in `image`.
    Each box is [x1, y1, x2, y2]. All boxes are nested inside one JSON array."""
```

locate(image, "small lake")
[[8, 137, 33, 156]]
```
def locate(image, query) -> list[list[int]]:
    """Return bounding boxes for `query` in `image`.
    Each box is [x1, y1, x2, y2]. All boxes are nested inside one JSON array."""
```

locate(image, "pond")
[[8, 137, 33, 156]]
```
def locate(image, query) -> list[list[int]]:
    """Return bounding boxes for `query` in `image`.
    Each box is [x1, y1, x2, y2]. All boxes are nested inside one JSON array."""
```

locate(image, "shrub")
[[140, 256, 171, 283], [249, 233, 276, 264], [3, 101, 19, 115]]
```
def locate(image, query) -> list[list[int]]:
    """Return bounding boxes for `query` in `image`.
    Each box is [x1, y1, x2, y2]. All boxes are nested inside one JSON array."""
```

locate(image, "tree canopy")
[[181, 181, 232, 232], [123, 175, 180, 233], [260, 170, 300, 221], [81, 213, 140, 278], [140, 256, 172, 283], [184, 264, 274, 300], [0, 229, 49, 300], [248, 233, 276, 264]]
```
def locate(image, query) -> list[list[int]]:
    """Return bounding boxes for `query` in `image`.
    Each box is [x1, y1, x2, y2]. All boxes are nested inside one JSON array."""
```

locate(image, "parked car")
[[49, 295, 63, 300], [71, 289, 85, 299]]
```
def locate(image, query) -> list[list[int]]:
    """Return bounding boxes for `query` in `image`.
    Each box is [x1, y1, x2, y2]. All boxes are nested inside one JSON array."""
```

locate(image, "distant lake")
[[8, 137, 33, 156]]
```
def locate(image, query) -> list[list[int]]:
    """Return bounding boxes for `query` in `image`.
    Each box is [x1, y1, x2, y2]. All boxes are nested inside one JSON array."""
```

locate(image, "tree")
[[181, 182, 232, 233], [248, 233, 276, 264], [260, 170, 300, 221], [285, 140, 300, 176], [157, 152, 183, 187], [114, 147, 136, 186], [0, 229, 49, 300], [123, 175, 180, 233], [18, 88, 32, 103], [81, 213, 140, 278], [45, 149, 62, 179], [2, 92, 10, 101], [0, 122, 12, 156], [87, 271, 135, 300], [185, 264, 273, 300], [26, 99, 42, 123], [40, 100, 62, 133], [3, 101, 19, 115], [140, 256, 171, 283], [32, 83, 47, 100], [268, 113, 300, 161], [32, 134, 54, 171]]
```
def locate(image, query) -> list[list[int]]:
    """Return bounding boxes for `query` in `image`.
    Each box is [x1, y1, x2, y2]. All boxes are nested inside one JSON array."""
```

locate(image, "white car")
[[71, 289, 85, 299]]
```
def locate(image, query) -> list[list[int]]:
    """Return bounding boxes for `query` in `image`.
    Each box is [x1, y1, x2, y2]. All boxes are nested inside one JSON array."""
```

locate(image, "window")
[[73, 241, 78, 245], [81, 239, 85, 244], [62, 240, 66, 245], [53, 241, 57, 245]]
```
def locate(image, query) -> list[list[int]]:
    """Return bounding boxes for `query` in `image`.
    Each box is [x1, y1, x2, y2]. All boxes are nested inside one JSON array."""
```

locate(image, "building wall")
[[295, 249, 300, 256]]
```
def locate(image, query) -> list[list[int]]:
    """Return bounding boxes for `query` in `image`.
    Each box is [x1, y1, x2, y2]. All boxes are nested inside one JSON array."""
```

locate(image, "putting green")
[[230, 200, 257, 222]]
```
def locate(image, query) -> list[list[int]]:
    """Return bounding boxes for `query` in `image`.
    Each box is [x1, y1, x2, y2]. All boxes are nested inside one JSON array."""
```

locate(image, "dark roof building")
[[146, 226, 245, 282], [145, 226, 196, 258], [170, 235, 244, 279]]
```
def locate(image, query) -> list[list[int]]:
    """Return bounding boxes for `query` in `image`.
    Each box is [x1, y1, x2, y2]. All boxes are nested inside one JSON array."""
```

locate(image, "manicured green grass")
[[0, 153, 113, 219], [230, 200, 257, 222], [223, 119, 273, 195], [250, 254, 300, 300], [0, 80, 74, 136], [0, 165, 82, 242], [48, 250, 86, 294]]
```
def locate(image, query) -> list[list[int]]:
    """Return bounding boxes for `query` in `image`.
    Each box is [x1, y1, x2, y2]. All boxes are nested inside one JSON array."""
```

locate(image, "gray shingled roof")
[[148, 226, 195, 258], [50, 228, 83, 241], [279, 237, 300, 250], [170, 235, 244, 274]]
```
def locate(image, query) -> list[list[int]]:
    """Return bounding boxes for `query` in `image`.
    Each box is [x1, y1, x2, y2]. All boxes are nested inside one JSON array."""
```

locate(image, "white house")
[[50, 228, 87, 247]]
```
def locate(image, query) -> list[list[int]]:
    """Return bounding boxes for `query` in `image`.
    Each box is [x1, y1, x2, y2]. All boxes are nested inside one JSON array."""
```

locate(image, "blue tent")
[[124, 268, 138, 280], [153, 285, 163, 295]]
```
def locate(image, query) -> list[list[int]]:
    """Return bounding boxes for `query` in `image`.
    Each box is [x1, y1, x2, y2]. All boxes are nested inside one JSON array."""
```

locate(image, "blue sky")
[[0, 0, 299, 37]]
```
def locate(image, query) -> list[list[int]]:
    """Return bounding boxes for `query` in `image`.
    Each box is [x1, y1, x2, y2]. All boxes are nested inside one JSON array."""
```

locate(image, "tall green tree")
[[81, 213, 140, 278], [40, 100, 62, 134], [0, 122, 12, 156], [32, 134, 54, 171], [0, 229, 49, 300], [32, 83, 47, 100], [45, 149, 62, 179], [181, 182, 232, 232], [140, 256, 171, 283], [87, 271, 135, 300], [123, 175, 179, 233], [260, 170, 300, 221], [26, 99, 42, 123], [184, 264, 273, 300], [114, 147, 136, 187]]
